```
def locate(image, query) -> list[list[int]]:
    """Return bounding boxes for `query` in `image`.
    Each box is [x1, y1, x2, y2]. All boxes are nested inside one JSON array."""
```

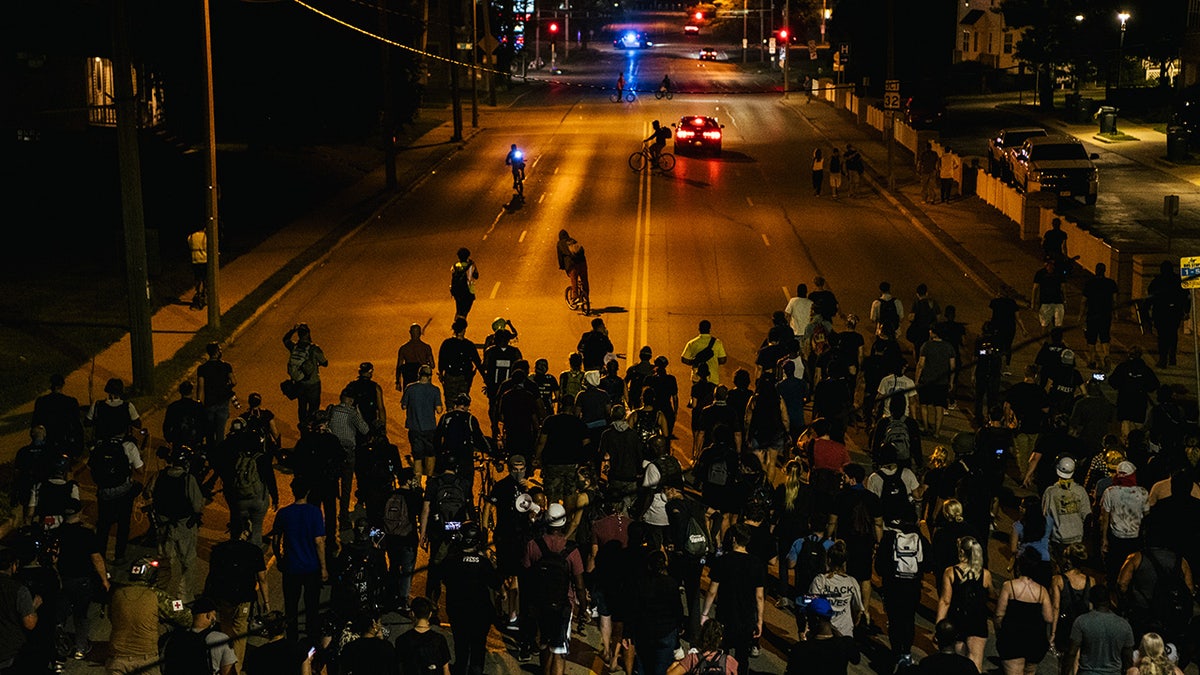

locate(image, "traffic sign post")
[[884, 79, 899, 189], [884, 79, 901, 110], [1184, 255, 1200, 400]]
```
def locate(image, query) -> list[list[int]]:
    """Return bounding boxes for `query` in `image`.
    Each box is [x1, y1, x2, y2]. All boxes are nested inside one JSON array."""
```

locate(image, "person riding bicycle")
[[556, 229, 589, 301], [505, 144, 526, 191], [660, 74, 671, 94], [644, 120, 671, 161], [616, 73, 626, 101]]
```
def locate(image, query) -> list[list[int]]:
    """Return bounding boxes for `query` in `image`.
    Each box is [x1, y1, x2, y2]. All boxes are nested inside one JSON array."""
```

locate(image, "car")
[[673, 115, 724, 155], [1009, 135, 1099, 205], [684, 24, 700, 36], [901, 95, 945, 130], [698, 47, 717, 61], [988, 127, 1047, 177], [614, 31, 651, 49]]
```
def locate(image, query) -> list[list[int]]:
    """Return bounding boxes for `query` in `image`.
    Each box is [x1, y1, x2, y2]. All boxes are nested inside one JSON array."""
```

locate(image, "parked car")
[[684, 24, 700, 36], [901, 95, 945, 129], [614, 31, 651, 49], [673, 115, 724, 155], [987, 126, 1047, 177], [699, 47, 717, 61], [1009, 135, 1099, 205]]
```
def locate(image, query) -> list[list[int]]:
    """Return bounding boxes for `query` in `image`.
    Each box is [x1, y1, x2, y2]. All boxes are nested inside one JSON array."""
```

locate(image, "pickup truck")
[[1010, 135, 1100, 205], [987, 126, 1046, 177]]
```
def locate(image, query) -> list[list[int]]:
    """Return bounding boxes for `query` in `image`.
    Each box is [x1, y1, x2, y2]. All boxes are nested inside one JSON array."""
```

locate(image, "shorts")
[[919, 383, 950, 408], [542, 464, 577, 503], [1038, 303, 1065, 328], [536, 604, 572, 655], [830, 174, 844, 188], [408, 429, 435, 459], [1084, 318, 1111, 345]]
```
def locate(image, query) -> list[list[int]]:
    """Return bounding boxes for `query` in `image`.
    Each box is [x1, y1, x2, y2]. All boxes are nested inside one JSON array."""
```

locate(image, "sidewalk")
[[0, 118, 480, 467], [786, 94, 1199, 440]]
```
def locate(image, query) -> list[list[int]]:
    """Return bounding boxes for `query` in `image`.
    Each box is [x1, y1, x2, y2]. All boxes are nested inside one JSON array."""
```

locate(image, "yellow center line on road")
[[538, 193, 546, 204], [519, 230, 527, 243], [762, 233, 771, 247], [627, 129, 652, 362], [639, 166, 652, 356], [746, 196, 755, 206], [483, 209, 504, 241], [489, 281, 501, 299]]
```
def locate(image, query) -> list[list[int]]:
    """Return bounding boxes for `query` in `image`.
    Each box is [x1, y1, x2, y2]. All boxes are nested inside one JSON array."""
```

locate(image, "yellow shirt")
[[680, 333, 726, 385], [188, 230, 207, 264]]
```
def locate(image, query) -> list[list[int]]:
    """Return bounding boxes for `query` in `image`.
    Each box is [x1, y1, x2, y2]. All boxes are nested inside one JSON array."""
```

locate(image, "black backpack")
[[382, 490, 414, 537], [161, 627, 213, 675], [433, 477, 469, 532], [1144, 549, 1193, 638], [450, 261, 471, 295], [153, 472, 195, 521], [92, 401, 133, 441], [530, 537, 575, 610], [89, 438, 131, 489], [877, 470, 912, 525], [878, 298, 901, 332], [692, 337, 717, 367], [793, 534, 828, 590], [691, 650, 727, 675], [344, 379, 379, 426]]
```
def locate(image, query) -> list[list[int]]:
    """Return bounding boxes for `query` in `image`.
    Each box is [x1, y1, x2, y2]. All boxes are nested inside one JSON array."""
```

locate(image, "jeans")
[[450, 615, 490, 675], [634, 631, 679, 675], [282, 571, 323, 642], [159, 520, 199, 602], [59, 576, 94, 651], [883, 578, 921, 657], [205, 402, 230, 448], [385, 538, 417, 608], [215, 599, 251, 665], [297, 382, 322, 425], [232, 497, 269, 548], [97, 489, 135, 561]]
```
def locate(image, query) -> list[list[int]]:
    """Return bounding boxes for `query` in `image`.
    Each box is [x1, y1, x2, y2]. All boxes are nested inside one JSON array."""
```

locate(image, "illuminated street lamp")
[[822, 2, 832, 45], [1116, 10, 1130, 88]]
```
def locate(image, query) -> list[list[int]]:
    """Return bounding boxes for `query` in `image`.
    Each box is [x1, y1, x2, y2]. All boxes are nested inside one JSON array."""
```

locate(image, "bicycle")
[[654, 86, 673, 100], [565, 273, 591, 315], [628, 143, 676, 173], [610, 89, 637, 103], [512, 169, 525, 198]]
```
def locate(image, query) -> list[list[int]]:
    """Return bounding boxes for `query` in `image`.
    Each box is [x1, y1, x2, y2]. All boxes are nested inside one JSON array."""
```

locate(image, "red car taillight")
[[676, 130, 695, 139], [702, 130, 721, 140]]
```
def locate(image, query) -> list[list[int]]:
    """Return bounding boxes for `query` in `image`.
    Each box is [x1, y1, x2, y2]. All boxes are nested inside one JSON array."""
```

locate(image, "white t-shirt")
[[641, 461, 669, 527], [809, 572, 862, 637], [1100, 485, 1148, 540], [866, 467, 920, 498], [204, 629, 238, 674], [877, 375, 916, 417], [785, 297, 814, 337]]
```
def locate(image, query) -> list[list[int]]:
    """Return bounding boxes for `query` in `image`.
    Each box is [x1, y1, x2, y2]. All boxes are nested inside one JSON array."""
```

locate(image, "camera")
[[445, 521, 462, 531], [994, 448, 1004, 456], [1091, 372, 1106, 382], [795, 594, 819, 608]]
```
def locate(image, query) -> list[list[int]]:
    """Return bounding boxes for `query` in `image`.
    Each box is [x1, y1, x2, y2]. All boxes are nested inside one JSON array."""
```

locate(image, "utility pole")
[[113, 0, 154, 393], [202, 0, 221, 331], [482, 0, 495, 106], [379, 0, 397, 188], [564, 0, 570, 60], [446, 0, 463, 140], [469, 0, 478, 128], [782, 0, 789, 94]]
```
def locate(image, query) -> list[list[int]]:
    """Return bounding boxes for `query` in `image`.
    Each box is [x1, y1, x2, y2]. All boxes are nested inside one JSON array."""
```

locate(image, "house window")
[[1003, 32, 1013, 54], [87, 57, 116, 126], [962, 30, 970, 53]]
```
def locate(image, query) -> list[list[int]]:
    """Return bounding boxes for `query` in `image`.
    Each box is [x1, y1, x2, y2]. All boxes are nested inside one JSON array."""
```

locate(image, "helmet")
[[492, 317, 508, 332], [48, 453, 71, 478], [169, 445, 195, 468], [1060, 349, 1076, 365], [1055, 456, 1076, 479], [128, 557, 161, 584], [1104, 449, 1126, 473], [459, 521, 484, 550]]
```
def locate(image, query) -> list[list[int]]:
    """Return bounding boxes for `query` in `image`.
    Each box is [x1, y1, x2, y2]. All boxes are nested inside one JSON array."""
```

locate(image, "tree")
[[998, 0, 1090, 109]]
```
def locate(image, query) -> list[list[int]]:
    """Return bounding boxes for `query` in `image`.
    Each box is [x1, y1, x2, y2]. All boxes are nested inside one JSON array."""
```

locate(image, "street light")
[[822, 1, 831, 45], [1116, 10, 1130, 89]]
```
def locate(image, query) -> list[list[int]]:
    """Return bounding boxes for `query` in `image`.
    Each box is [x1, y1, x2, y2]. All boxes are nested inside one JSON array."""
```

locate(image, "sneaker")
[[505, 616, 521, 631], [750, 646, 761, 658], [71, 650, 87, 660], [590, 606, 599, 619], [674, 646, 686, 661], [517, 645, 533, 662]]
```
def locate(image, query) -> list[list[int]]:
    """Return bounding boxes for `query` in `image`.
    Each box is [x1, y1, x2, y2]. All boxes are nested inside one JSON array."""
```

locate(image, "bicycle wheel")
[[626, 91, 637, 103], [656, 152, 676, 172], [655, 89, 665, 100], [665, 90, 674, 100], [610, 92, 621, 103], [629, 151, 648, 172], [565, 285, 581, 310]]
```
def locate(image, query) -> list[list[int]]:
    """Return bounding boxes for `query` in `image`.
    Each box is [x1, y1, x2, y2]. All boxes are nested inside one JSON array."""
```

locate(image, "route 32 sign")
[[884, 80, 901, 110]]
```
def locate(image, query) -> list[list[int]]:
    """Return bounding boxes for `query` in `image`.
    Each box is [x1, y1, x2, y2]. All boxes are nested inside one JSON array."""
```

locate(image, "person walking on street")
[[32, 373, 84, 458], [203, 516, 269, 666], [441, 522, 501, 675], [919, 142, 940, 204], [681, 320, 729, 387], [54, 506, 109, 661], [450, 247, 480, 319], [1081, 263, 1119, 370], [811, 148, 825, 196], [150, 445, 204, 602], [1147, 260, 1191, 368], [188, 226, 208, 310], [1061, 585, 1134, 675], [396, 322, 436, 391], [197, 341, 237, 448], [828, 148, 844, 199], [934, 536, 992, 672], [402, 364, 444, 484], [845, 144, 864, 197], [283, 323, 328, 425], [616, 73, 626, 101], [938, 150, 957, 203], [89, 430, 145, 563], [272, 479, 328, 642], [701, 523, 766, 675], [329, 388, 369, 531], [437, 317, 482, 405], [1032, 259, 1067, 334]]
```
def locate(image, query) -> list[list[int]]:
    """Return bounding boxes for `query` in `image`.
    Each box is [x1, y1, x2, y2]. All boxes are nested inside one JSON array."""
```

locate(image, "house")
[[953, 0, 1020, 72]]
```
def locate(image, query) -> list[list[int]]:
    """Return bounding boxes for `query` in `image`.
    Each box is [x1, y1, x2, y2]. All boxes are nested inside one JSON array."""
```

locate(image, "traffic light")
[[779, 29, 788, 41], [694, 11, 703, 20], [549, 22, 558, 34]]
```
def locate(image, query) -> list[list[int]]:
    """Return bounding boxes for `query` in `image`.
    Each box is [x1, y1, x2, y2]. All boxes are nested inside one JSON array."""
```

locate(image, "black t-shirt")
[[833, 487, 881, 542], [56, 522, 100, 580], [442, 550, 500, 617], [577, 387, 611, 426], [988, 296, 1020, 331], [340, 637, 397, 675], [487, 476, 524, 538], [539, 413, 587, 466], [810, 289, 839, 320], [482, 345, 522, 392], [1042, 229, 1067, 259], [645, 373, 679, 410], [1005, 381, 1047, 433], [577, 331, 615, 370], [437, 337, 481, 376], [917, 651, 980, 675], [1034, 268, 1064, 304], [394, 627, 451, 673], [499, 387, 540, 443], [709, 550, 767, 631], [785, 636, 861, 675], [205, 539, 267, 604], [197, 359, 234, 404], [600, 427, 642, 483], [755, 343, 791, 377], [725, 387, 753, 433], [1082, 276, 1118, 320]]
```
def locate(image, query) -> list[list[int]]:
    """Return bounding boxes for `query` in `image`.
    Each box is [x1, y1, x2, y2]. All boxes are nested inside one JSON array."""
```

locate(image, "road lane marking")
[[554, 167, 559, 174], [519, 230, 527, 243], [538, 194, 546, 204], [746, 197, 754, 206], [483, 210, 503, 240], [762, 233, 771, 247], [782, 286, 790, 301], [627, 153, 648, 361], [489, 282, 501, 299], [532, 157, 541, 169]]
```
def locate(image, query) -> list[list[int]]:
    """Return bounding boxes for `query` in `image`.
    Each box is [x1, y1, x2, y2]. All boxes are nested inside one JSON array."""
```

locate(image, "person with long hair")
[[773, 458, 815, 602], [667, 619, 738, 675], [808, 540, 863, 639], [935, 536, 992, 671], [1132, 633, 1185, 675], [1049, 542, 1093, 654], [928, 499, 973, 596], [1010, 495, 1051, 587], [994, 547, 1053, 675]]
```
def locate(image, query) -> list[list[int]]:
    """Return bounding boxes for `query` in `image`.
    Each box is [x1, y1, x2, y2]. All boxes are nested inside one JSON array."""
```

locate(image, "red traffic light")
[[779, 29, 788, 40], [694, 12, 703, 20], [549, 22, 558, 33]]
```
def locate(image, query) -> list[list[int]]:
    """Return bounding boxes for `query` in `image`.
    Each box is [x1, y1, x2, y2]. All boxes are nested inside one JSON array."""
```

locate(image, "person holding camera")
[[204, 516, 269, 665], [150, 445, 205, 603], [441, 521, 500, 675], [283, 323, 328, 425]]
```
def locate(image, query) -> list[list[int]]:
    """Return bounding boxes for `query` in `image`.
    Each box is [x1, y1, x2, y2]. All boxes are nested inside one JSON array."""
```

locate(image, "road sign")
[[884, 79, 901, 110], [808, 40, 818, 60], [456, 42, 473, 50], [1165, 195, 1180, 216], [1183, 256, 1200, 289], [478, 34, 500, 54], [768, 37, 776, 55]]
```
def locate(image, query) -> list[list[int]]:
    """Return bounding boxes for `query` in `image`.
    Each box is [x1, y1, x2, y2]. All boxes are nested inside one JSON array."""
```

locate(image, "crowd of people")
[[2, 248, 1199, 675]]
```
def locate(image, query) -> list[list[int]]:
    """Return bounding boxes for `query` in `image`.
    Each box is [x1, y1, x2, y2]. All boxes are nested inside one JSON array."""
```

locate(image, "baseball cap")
[[1060, 349, 1076, 365], [1056, 456, 1076, 479], [547, 503, 568, 528], [359, 362, 374, 374], [1116, 461, 1136, 477], [805, 596, 835, 619]]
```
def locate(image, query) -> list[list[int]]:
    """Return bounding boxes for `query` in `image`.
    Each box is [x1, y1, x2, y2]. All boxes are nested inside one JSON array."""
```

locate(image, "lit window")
[[1003, 32, 1013, 54]]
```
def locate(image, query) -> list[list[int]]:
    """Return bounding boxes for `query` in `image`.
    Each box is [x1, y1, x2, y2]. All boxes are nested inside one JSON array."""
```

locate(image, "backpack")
[[892, 531, 924, 579], [161, 627, 213, 675], [691, 650, 728, 675], [450, 261, 471, 296], [809, 321, 832, 357], [678, 507, 713, 558], [706, 455, 730, 486], [633, 409, 662, 444], [344, 379, 379, 426], [334, 547, 383, 615], [89, 437, 131, 489], [1144, 549, 1193, 637], [878, 298, 901, 332], [153, 472, 195, 521], [530, 537, 575, 610], [231, 451, 264, 501], [34, 480, 78, 518], [883, 418, 912, 461], [287, 343, 313, 383], [561, 370, 585, 401], [793, 534, 828, 589], [433, 477, 469, 532], [877, 470, 912, 525], [382, 491, 414, 537], [692, 337, 717, 368]]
